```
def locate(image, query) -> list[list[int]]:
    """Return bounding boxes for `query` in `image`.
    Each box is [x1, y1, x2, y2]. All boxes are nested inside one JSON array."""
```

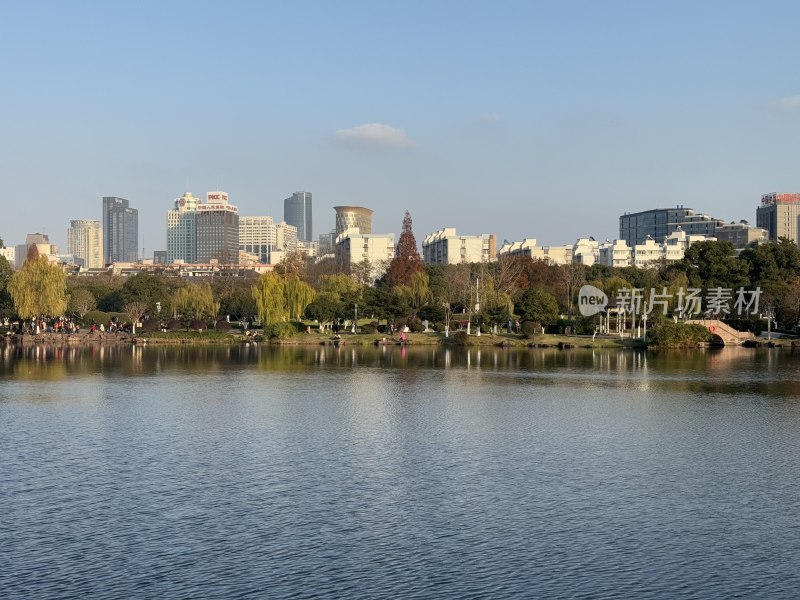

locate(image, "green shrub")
[[190, 319, 207, 331], [408, 318, 425, 333], [264, 322, 298, 340], [167, 318, 183, 331], [521, 321, 539, 338], [647, 322, 712, 347], [142, 331, 236, 342], [215, 319, 232, 331], [451, 330, 472, 345], [141, 318, 160, 333], [361, 323, 378, 334], [83, 310, 110, 326]]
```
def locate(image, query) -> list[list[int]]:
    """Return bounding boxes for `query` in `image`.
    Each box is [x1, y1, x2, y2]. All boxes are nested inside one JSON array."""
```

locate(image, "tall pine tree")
[[386, 211, 423, 287]]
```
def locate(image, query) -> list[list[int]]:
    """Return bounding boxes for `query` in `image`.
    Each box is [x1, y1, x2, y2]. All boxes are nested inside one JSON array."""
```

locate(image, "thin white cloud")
[[474, 112, 501, 124], [773, 96, 800, 112], [334, 123, 416, 150]]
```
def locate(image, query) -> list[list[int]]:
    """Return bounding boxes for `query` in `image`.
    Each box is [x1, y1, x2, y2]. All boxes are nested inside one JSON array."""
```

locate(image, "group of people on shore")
[[3, 317, 133, 335]]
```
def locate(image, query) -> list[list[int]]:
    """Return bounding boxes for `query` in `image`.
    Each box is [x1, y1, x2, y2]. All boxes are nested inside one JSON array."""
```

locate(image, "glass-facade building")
[[284, 191, 313, 243], [167, 192, 200, 263], [619, 207, 723, 246], [102, 196, 138, 265]]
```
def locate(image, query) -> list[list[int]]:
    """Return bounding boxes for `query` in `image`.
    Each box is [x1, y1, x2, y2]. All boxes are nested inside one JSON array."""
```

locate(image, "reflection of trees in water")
[[2, 345, 798, 397]]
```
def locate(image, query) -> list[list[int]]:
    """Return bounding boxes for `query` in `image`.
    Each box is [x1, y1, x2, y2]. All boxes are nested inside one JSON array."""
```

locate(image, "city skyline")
[[3, 2, 800, 253]]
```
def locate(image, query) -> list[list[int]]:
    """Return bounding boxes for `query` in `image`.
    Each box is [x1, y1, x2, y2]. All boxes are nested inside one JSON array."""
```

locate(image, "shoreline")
[[2, 330, 796, 349]]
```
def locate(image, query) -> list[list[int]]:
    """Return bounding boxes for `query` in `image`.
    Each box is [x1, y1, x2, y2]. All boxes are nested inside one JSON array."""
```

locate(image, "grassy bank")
[[264, 330, 638, 348], [138, 331, 245, 344]]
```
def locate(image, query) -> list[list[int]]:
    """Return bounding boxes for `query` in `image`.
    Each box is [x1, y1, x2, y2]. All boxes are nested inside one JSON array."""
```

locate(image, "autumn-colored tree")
[[276, 250, 310, 280], [386, 211, 423, 287], [26, 244, 40, 262]]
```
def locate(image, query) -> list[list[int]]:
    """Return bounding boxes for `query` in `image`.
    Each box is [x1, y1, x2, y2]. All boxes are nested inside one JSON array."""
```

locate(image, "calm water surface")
[[2, 344, 800, 598]]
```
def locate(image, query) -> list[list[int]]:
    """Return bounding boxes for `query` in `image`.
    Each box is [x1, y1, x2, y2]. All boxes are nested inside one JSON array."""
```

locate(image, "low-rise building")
[[422, 228, 497, 264], [714, 221, 768, 249], [598, 240, 632, 268], [573, 237, 599, 266], [0, 246, 15, 267], [499, 239, 572, 265], [633, 237, 662, 267], [335, 228, 394, 282]]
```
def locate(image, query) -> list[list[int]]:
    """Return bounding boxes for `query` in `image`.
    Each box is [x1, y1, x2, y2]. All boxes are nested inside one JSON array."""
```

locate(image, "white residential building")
[[598, 240, 633, 268], [572, 237, 599, 266], [422, 228, 497, 264], [335, 228, 395, 282], [0, 246, 15, 268], [633, 237, 662, 267], [499, 239, 573, 265], [662, 229, 714, 262]]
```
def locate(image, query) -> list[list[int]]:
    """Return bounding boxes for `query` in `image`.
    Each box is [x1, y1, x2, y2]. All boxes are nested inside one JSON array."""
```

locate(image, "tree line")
[[2, 216, 800, 335]]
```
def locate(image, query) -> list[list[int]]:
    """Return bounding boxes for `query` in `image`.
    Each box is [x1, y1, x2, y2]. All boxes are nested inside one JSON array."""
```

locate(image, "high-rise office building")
[[102, 196, 138, 264], [334, 206, 373, 235], [67, 220, 103, 268], [196, 191, 239, 264], [238, 216, 297, 264], [284, 191, 312, 243], [239, 216, 274, 263], [619, 206, 724, 246], [167, 192, 200, 263], [756, 193, 800, 244]]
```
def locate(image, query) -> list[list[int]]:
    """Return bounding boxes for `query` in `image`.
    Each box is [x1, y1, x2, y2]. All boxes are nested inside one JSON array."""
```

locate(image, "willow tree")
[[284, 276, 315, 321], [172, 282, 219, 321], [9, 256, 68, 321], [395, 270, 431, 321], [252, 272, 288, 325]]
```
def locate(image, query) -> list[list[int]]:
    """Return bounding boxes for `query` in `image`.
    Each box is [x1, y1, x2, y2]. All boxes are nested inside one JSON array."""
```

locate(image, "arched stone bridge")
[[685, 319, 755, 346]]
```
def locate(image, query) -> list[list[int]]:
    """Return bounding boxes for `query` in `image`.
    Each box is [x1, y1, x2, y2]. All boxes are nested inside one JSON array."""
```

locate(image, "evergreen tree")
[[0, 256, 13, 317], [386, 211, 423, 287]]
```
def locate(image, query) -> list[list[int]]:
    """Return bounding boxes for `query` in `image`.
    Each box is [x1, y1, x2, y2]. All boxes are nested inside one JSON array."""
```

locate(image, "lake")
[[2, 344, 800, 598]]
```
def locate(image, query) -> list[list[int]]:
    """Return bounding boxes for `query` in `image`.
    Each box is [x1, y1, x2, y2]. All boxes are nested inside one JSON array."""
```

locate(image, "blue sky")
[[3, 1, 800, 254]]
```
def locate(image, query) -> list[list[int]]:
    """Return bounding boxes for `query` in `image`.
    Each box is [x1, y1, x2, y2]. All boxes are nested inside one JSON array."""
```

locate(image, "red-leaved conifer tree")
[[386, 211, 423, 287]]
